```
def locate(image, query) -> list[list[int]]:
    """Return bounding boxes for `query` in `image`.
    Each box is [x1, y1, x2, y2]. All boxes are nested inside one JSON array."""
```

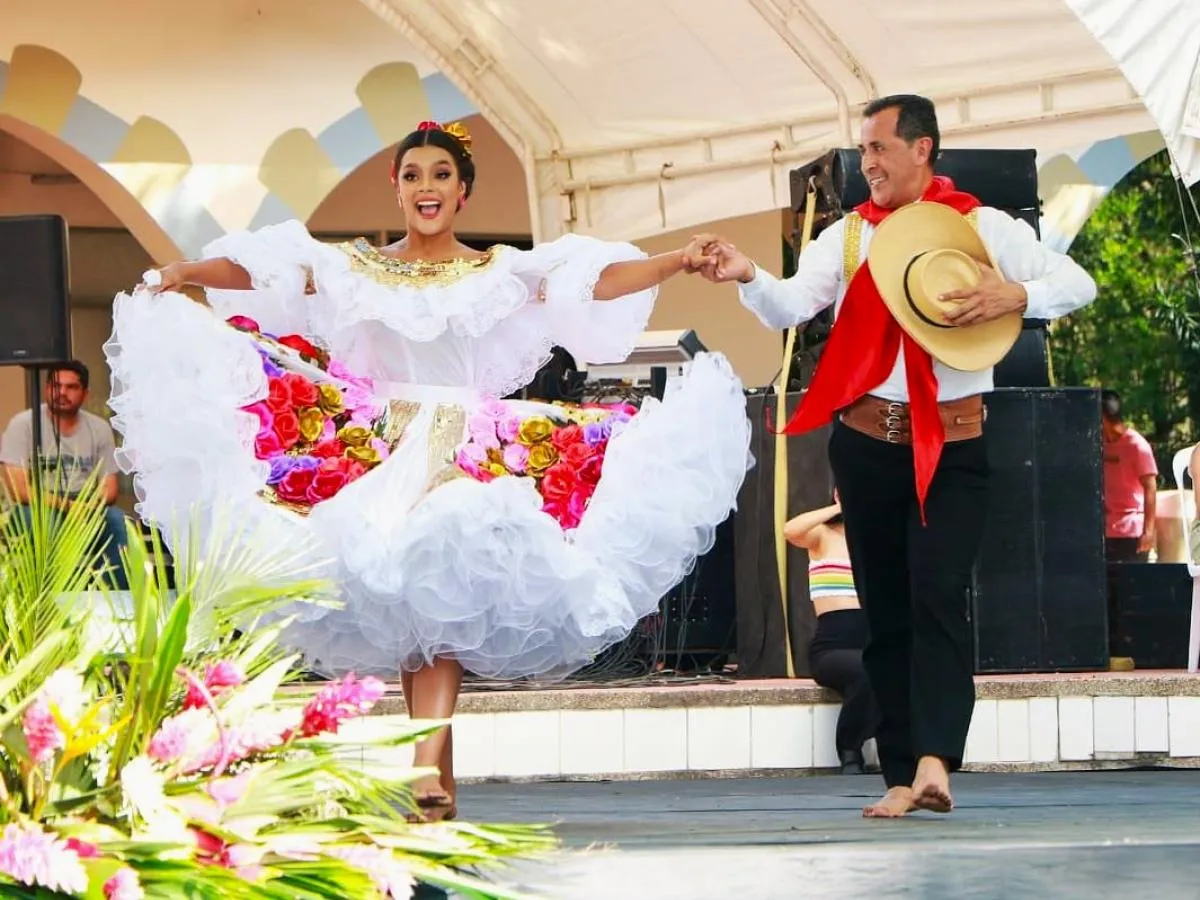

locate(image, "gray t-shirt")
[[0, 406, 118, 497]]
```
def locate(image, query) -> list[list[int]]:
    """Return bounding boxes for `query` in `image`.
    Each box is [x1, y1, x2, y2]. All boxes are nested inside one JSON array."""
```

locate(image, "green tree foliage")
[[1050, 150, 1200, 477]]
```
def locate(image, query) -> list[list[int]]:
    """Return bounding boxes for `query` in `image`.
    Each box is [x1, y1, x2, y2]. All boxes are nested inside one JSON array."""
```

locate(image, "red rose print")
[[540, 462, 578, 501], [273, 410, 301, 449], [276, 467, 316, 503], [281, 373, 319, 408], [277, 334, 320, 361], [266, 377, 292, 414], [307, 468, 348, 503], [550, 424, 584, 451]]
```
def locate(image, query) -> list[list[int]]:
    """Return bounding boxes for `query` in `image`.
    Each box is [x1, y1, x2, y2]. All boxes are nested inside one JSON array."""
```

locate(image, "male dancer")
[[697, 95, 1096, 816]]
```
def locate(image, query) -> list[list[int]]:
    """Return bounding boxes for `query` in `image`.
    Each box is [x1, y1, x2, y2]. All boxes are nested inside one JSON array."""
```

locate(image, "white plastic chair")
[[1169, 446, 1200, 672]]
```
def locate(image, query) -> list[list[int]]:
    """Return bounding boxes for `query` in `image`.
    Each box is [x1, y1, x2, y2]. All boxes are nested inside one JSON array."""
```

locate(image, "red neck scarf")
[[780, 175, 981, 523]]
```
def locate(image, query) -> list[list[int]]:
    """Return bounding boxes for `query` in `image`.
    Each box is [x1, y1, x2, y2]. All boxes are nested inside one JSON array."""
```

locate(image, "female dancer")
[[106, 120, 752, 820], [784, 492, 877, 775]]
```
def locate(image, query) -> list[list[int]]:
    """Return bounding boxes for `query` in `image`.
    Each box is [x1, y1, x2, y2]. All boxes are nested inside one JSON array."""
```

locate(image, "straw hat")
[[867, 202, 1021, 372]]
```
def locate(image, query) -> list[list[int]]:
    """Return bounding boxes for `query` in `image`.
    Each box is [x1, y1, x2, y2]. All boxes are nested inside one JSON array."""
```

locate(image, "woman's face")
[[394, 144, 465, 237]]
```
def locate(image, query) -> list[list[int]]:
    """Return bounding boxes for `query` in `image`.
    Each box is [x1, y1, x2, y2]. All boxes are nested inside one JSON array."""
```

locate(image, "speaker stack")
[[0, 214, 74, 482]]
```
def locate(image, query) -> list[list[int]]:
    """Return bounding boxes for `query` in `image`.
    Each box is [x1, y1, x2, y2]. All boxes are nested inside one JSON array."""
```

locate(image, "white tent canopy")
[[360, 0, 1199, 243]]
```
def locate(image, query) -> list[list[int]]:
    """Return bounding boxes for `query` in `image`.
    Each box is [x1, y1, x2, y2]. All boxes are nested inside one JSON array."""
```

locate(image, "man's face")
[[45, 370, 86, 416], [859, 107, 933, 209]]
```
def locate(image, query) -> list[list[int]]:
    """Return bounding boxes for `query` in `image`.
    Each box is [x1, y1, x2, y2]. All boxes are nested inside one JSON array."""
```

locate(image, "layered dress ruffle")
[[104, 221, 753, 680]]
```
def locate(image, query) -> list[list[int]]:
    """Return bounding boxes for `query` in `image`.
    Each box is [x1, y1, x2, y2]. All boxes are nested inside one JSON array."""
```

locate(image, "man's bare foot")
[[862, 786, 915, 818], [911, 756, 953, 813]]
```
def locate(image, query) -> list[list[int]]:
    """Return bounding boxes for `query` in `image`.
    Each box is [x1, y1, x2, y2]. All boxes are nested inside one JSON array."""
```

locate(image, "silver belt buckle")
[[885, 429, 902, 444]]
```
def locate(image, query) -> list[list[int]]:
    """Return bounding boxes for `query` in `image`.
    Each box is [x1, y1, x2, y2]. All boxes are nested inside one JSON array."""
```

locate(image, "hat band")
[[903, 253, 954, 330]]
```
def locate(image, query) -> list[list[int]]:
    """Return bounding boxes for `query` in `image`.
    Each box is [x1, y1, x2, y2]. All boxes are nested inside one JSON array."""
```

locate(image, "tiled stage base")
[[345, 672, 1200, 782]]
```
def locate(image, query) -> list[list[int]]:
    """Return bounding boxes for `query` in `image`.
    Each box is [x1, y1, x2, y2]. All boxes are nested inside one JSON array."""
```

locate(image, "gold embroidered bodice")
[[331, 238, 507, 288]]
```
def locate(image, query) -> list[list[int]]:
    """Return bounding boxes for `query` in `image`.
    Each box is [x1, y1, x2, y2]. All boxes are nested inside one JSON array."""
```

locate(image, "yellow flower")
[[485, 462, 509, 478], [526, 442, 559, 474], [346, 445, 380, 465], [298, 407, 326, 443], [337, 425, 373, 448], [317, 384, 344, 415], [518, 416, 555, 446]]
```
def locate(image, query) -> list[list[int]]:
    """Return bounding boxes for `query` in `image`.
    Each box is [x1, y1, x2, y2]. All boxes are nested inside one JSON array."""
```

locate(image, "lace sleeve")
[[201, 220, 321, 336], [515, 234, 655, 364]]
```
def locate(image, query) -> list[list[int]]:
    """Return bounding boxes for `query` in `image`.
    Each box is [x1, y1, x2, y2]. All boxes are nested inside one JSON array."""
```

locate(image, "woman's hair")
[[390, 123, 476, 200]]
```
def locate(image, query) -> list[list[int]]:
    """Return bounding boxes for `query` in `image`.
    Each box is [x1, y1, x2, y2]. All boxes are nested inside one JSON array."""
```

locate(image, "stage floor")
[[466, 770, 1200, 899]]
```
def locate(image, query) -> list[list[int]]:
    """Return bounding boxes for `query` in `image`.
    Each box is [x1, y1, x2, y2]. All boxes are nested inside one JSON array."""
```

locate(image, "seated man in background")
[[0, 361, 129, 588]]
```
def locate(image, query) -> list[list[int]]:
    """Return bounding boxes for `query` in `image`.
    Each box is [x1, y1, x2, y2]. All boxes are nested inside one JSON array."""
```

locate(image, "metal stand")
[[23, 366, 42, 494]]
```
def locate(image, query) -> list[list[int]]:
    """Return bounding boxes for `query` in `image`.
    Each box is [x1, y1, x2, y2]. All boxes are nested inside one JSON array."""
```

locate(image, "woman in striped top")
[[784, 492, 878, 775]]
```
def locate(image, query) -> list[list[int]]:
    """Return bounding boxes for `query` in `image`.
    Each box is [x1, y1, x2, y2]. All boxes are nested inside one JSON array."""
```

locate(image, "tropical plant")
[[0, 477, 555, 899], [1050, 149, 1200, 475]]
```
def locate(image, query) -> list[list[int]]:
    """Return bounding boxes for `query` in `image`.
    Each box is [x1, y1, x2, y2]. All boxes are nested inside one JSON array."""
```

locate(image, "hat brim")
[[867, 203, 1022, 372]]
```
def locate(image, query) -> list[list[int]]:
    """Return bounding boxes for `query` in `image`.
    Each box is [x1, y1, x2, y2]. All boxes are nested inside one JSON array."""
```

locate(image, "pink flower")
[[205, 661, 246, 691], [22, 698, 64, 764], [455, 447, 483, 479], [183, 661, 246, 710], [208, 770, 255, 808], [327, 843, 414, 898], [65, 838, 99, 858], [478, 398, 509, 420], [299, 674, 386, 737], [243, 401, 274, 432], [105, 867, 145, 900], [466, 413, 499, 449], [254, 428, 285, 460], [0, 823, 88, 895], [182, 710, 299, 774], [369, 437, 390, 462], [497, 415, 522, 443], [147, 714, 191, 764], [502, 443, 529, 474]]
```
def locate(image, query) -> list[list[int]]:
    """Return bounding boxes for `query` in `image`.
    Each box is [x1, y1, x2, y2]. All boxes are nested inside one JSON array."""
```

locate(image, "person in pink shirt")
[[1102, 390, 1158, 563]]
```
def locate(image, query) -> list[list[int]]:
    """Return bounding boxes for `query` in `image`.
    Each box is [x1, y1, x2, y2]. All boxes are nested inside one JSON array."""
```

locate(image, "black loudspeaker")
[[657, 516, 738, 669], [790, 148, 1040, 233], [733, 390, 834, 677], [972, 387, 1109, 672], [1108, 563, 1194, 669], [0, 215, 72, 365]]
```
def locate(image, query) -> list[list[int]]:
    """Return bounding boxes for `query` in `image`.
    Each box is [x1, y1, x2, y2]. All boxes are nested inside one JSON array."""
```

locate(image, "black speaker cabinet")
[[734, 390, 834, 677], [1108, 563, 1194, 669], [0, 215, 72, 365], [791, 147, 1040, 232], [972, 387, 1109, 672]]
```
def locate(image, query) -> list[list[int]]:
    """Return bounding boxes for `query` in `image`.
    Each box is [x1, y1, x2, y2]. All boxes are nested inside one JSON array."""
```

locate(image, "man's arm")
[[983, 208, 1098, 320], [2, 463, 31, 504], [703, 219, 846, 331], [1139, 474, 1157, 554]]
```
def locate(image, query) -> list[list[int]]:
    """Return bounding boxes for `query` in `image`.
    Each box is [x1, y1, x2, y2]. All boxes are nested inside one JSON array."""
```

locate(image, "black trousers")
[[809, 609, 877, 756], [828, 419, 989, 788]]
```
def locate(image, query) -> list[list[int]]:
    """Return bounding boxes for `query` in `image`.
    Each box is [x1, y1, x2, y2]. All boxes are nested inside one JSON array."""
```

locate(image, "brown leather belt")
[[839, 394, 985, 445]]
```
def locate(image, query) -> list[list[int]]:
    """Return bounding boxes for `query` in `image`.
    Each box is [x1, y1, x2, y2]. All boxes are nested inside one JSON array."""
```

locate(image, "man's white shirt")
[[737, 207, 1098, 402]]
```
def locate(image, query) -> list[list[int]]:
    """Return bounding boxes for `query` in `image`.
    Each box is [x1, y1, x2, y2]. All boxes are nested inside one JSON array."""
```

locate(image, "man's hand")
[[939, 262, 1027, 326], [1138, 528, 1156, 555]]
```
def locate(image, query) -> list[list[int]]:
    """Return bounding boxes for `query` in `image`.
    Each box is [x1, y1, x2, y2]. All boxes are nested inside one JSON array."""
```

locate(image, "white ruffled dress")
[[104, 221, 753, 680]]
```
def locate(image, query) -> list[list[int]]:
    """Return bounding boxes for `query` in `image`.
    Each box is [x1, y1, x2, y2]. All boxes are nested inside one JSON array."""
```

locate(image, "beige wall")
[[636, 212, 785, 389]]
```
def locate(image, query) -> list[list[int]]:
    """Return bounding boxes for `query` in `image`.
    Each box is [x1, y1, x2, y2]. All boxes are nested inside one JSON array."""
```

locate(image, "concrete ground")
[[461, 769, 1200, 899]]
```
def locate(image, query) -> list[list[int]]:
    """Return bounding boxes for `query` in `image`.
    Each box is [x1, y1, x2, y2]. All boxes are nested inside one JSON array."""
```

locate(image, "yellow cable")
[[773, 182, 817, 678]]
